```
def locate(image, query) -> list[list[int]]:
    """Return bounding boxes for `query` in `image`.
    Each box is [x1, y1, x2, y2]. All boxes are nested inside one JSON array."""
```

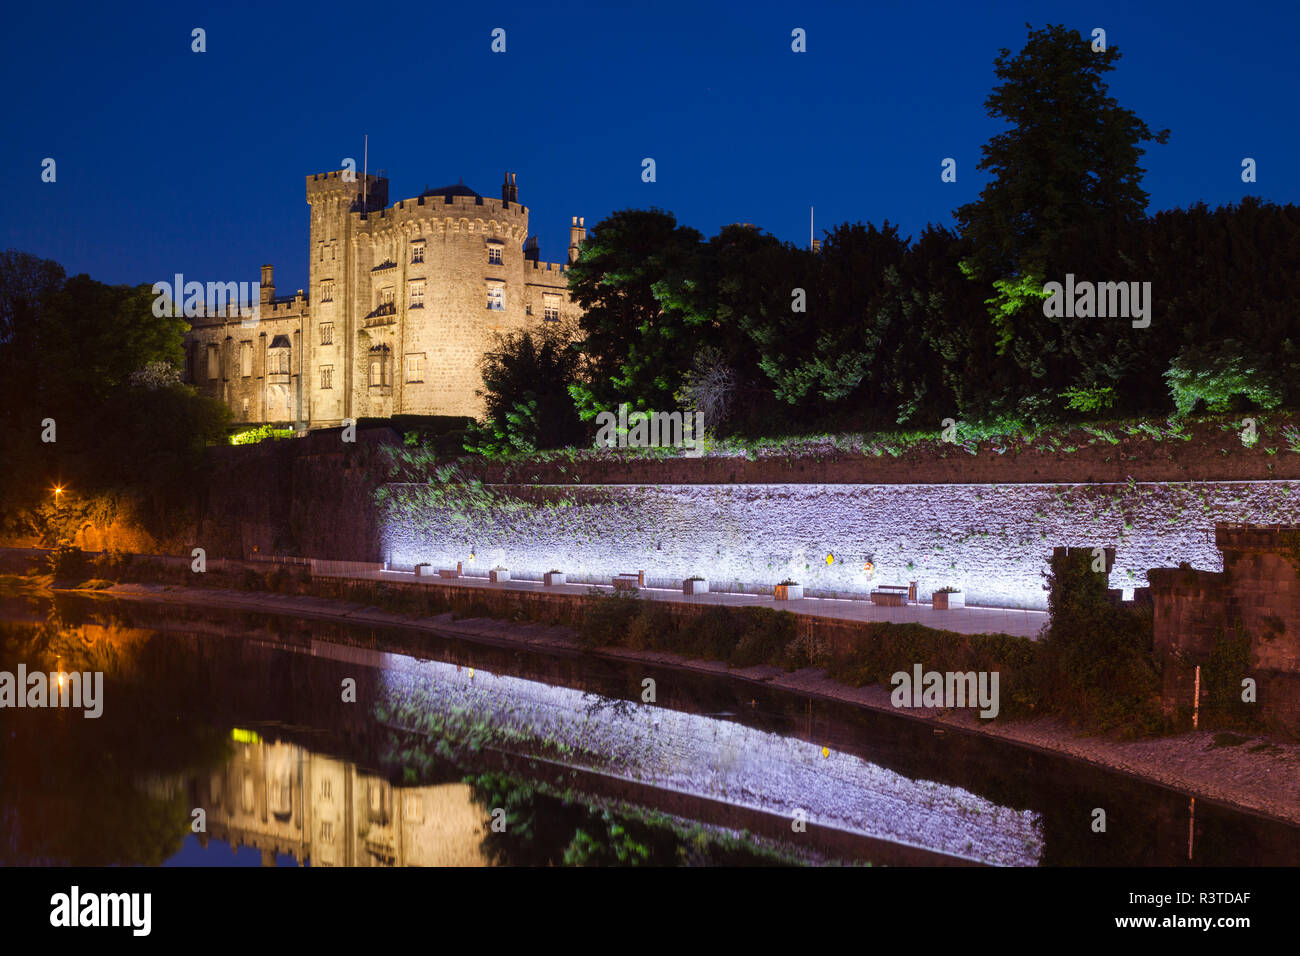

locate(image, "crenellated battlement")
[[353, 202, 529, 245], [307, 170, 388, 213], [365, 192, 527, 225], [526, 259, 572, 276]]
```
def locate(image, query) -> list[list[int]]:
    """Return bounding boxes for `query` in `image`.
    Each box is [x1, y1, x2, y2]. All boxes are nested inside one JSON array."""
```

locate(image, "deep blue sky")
[[2, 0, 1295, 295]]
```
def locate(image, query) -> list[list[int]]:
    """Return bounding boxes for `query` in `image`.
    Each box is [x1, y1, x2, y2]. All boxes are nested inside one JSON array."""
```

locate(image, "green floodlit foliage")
[[982, 272, 1049, 358], [1060, 385, 1118, 414], [229, 424, 296, 445], [1165, 341, 1283, 417]]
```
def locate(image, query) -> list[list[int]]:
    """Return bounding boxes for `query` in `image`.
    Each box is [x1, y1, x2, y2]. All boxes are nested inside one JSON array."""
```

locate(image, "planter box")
[[489, 569, 510, 583], [544, 571, 566, 587], [932, 591, 965, 609], [774, 584, 803, 601], [437, 568, 459, 579], [683, 578, 709, 595], [414, 565, 433, 578]]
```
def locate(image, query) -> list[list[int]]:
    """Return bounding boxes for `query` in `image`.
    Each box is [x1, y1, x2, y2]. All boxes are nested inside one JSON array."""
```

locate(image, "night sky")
[[3, 0, 1295, 296]]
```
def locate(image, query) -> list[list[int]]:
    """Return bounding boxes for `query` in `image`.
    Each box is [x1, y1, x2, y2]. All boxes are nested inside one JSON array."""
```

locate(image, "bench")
[[613, 571, 645, 591]]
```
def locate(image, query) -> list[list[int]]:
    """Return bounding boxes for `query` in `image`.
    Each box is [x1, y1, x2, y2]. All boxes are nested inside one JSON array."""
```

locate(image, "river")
[[2, 591, 1297, 867]]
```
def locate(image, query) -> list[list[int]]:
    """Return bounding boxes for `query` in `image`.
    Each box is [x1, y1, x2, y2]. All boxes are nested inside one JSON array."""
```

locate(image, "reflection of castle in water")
[[170, 734, 489, 866]]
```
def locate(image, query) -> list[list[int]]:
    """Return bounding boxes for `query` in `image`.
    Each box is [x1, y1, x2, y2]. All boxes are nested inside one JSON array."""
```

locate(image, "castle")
[[182, 169, 585, 427]]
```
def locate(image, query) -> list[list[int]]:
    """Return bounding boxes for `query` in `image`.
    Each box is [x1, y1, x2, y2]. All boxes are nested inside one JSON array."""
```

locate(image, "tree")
[[739, 222, 906, 421], [39, 277, 188, 409], [1137, 199, 1300, 412], [954, 23, 1169, 418], [664, 224, 810, 435], [466, 324, 585, 456], [0, 254, 228, 538], [565, 209, 704, 420], [876, 225, 992, 424]]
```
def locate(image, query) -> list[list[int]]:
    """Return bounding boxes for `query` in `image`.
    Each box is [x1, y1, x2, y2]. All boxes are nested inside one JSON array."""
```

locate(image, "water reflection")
[[373, 654, 1041, 864], [144, 735, 490, 866], [2, 591, 1298, 867]]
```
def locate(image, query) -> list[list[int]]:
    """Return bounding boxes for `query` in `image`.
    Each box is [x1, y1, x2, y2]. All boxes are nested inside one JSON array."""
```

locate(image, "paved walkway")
[[0, 547, 1046, 639], [363, 570, 1048, 640]]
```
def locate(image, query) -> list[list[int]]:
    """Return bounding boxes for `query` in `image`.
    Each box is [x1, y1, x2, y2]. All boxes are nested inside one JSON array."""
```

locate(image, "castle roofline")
[[419, 180, 480, 199]]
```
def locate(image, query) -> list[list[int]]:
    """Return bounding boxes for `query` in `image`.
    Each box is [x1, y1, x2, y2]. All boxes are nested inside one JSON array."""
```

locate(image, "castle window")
[[330, 241, 336, 261], [406, 354, 424, 383], [241, 398, 249, 418], [487, 245, 503, 265], [321, 821, 334, 842], [486, 281, 504, 312], [206, 344, 219, 380], [240, 341, 253, 377], [269, 335, 292, 375], [321, 779, 332, 800], [320, 365, 333, 389], [318, 242, 325, 262], [543, 293, 561, 322], [319, 323, 333, 345], [411, 243, 425, 264], [321, 281, 334, 302], [409, 280, 424, 308], [368, 349, 391, 387]]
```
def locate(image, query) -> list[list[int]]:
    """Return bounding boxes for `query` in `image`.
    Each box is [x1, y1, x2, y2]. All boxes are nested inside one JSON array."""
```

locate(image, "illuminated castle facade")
[[182, 169, 585, 427]]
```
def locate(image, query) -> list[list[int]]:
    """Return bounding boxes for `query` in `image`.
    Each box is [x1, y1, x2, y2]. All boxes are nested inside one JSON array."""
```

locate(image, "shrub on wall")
[[1037, 548, 1165, 735]]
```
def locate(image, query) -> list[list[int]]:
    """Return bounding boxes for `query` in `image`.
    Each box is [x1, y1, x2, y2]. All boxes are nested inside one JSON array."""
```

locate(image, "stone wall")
[[379, 480, 1300, 611], [1149, 524, 1300, 734], [192, 426, 393, 561]]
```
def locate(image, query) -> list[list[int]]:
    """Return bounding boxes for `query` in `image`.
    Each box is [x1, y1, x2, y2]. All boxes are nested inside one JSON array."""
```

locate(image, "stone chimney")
[[524, 236, 540, 261], [568, 216, 586, 264], [502, 171, 518, 204], [260, 264, 275, 304]]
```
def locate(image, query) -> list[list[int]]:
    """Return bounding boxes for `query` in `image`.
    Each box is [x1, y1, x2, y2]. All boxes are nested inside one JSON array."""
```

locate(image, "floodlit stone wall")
[[380, 480, 1300, 610]]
